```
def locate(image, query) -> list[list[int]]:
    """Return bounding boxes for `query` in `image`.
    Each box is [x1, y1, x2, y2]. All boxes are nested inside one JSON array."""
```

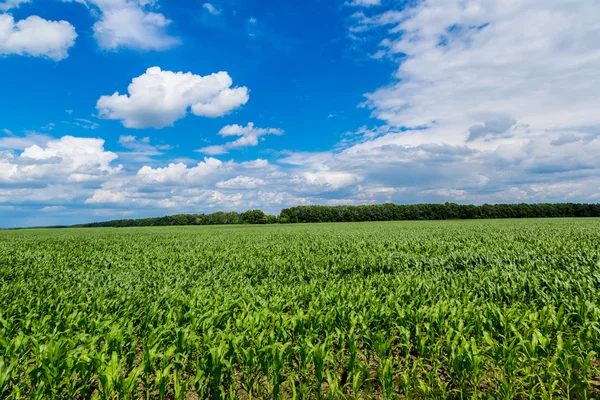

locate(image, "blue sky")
[[1, 0, 600, 227]]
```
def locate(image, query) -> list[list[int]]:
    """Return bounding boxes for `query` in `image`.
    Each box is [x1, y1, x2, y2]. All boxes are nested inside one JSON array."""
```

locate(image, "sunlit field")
[[1, 219, 599, 399]]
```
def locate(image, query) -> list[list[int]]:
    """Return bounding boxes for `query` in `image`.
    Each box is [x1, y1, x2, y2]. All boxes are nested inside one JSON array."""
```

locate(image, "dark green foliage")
[[279, 202, 600, 223], [240, 209, 269, 224], [76, 210, 277, 228], [70, 203, 600, 228]]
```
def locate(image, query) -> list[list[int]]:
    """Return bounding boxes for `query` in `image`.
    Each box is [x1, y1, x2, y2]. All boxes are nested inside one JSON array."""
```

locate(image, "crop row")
[[1, 219, 599, 398]]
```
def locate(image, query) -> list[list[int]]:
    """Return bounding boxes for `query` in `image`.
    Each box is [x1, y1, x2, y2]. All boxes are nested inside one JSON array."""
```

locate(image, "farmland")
[[1, 219, 600, 399]]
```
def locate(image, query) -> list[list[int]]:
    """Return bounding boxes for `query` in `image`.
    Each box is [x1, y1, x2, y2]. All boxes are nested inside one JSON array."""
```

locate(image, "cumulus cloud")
[[7, 0, 600, 226], [216, 175, 266, 189], [96, 67, 249, 128], [240, 159, 269, 169], [0, 136, 120, 185], [293, 171, 361, 192], [135, 157, 228, 186], [8, 131, 600, 226], [196, 122, 283, 155], [82, 155, 283, 212], [276, 120, 600, 206], [84, 189, 126, 204], [86, 168, 246, 207], [315, 0, 600, 203], [64, 0, 178, 51], [0, 14, 77, 60], [358, 0, 600, 137]]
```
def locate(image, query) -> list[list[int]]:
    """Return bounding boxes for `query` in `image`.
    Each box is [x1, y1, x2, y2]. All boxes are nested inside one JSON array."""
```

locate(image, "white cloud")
[[7, 0, 600, 226], [85, 184, 247, 209], [97, 67, 249, 128], [275, 118, 600, 205], [293, 171, 361, 192], [196, 122, 282, 155], [202, 2, 220, 15], [345, 0, 380, 7], [64, 0, 178, 51], [300, 0, 600, 203], [7, 131, 600, 225], [216, 175, 266, 189], [135, 157, 227, 186], [0, 0, 29, 11], [358, 0, 600, 138], [0, 132, 53, 150], [3, 128, 13, 135], [0, 136, 120, 185], [218, 122, 282, 137], [240, 158, 269, 169], [0, 14, 77, 60], [82, 155, 283, 211], [85, 189, 126, 204], [119, 135, 137, 144]]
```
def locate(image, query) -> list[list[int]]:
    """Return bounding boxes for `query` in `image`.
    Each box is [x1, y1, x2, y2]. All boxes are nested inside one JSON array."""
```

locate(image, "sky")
[[1, 0, 600, 227]]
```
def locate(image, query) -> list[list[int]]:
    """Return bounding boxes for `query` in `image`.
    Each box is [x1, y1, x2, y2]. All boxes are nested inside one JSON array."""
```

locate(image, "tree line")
[[75, 203, 600, 227], [278, 203, 600, 223], [76, 210, 275, 228]]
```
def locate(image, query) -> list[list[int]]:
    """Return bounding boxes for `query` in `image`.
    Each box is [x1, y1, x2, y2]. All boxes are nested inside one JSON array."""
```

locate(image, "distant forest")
[[76, 203, 600, 227]]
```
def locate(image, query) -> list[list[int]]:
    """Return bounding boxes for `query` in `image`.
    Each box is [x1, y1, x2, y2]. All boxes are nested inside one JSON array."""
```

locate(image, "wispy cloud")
[[63, 0, 179, 51], [202, 2, 220, 15]]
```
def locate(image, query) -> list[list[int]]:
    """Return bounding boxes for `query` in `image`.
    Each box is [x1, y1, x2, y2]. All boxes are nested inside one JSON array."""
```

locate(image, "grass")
[[1, 218, 600, 398]]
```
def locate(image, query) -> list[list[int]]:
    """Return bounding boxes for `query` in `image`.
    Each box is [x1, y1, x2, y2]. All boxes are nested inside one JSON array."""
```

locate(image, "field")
[[1, 219, 600, 399]]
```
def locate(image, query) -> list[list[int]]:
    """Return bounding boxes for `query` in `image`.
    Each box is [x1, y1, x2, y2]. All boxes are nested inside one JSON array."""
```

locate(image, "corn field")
[[1, 219, 600, 399]]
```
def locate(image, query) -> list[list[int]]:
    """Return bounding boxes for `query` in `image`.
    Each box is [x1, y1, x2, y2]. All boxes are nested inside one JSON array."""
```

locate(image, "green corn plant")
[[141, 342, 160, 400], [239, 346, 259, 398], [351, 370, 362, 398], [155, 364, 173, 400], [96, 352, 120, 400], [0, 360, 15, 397], [378, 356, 395, 400], [269, 342, 290, 399], [1, 219, 600, 398], [309, 338, 331, 393], [325, 369, 344, 399]]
